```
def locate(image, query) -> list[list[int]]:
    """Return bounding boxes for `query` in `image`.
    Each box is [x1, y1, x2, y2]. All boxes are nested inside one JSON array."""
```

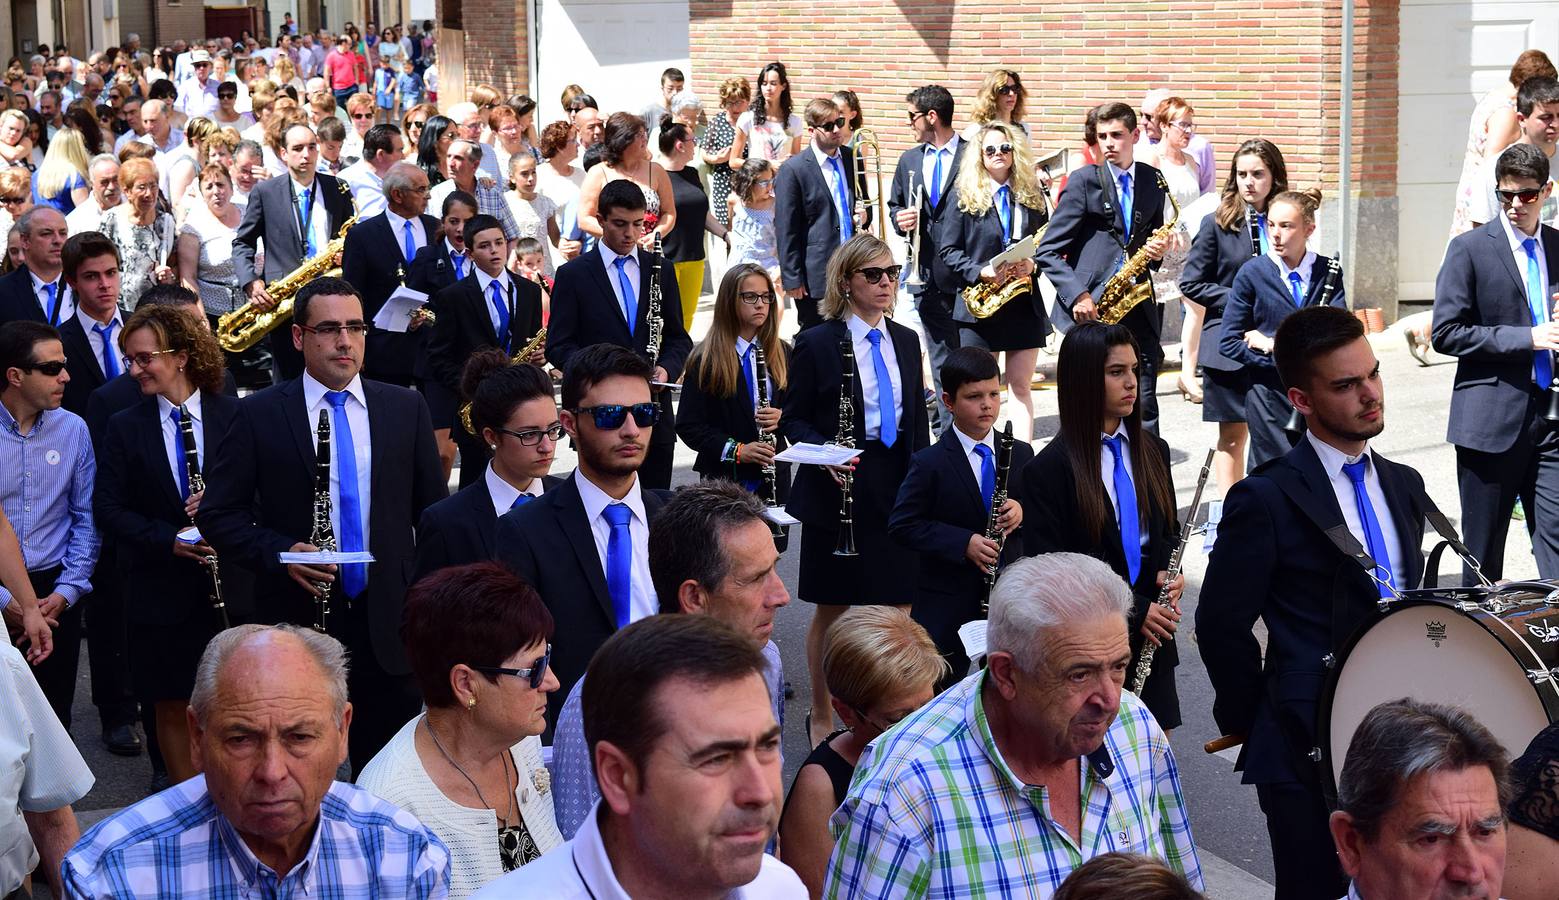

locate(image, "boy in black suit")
[[888, 347, 1029, 685], [1037, 101, 1171, 433], [407, 190, 478, 480], [775, 96, 861, 330]]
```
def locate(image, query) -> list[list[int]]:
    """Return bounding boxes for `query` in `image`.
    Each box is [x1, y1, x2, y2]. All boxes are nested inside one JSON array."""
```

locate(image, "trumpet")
[[831, 340, 858, 557], [853, 128, 888, 241], [903, 182, 925, 288], [178, 404, 228, 630]]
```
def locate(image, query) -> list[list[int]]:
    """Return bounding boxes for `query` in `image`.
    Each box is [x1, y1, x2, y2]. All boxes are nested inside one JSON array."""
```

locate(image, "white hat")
[[190, 49, 212, 65]]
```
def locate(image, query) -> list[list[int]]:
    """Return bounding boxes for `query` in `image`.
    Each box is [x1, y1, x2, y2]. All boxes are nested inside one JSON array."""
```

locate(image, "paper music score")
[[177, 527, 204, 544], [958, 619, 989, 662], [773, 443, 860, 467], [762, 506, 799, 526], [371, 286, 430, 333], [278, 550, 377, 565], [987, 233, 1037, 270]]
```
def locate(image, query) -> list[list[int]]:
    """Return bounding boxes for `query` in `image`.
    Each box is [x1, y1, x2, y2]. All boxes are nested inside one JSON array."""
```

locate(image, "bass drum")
[[1318, 583, 1559, 803]]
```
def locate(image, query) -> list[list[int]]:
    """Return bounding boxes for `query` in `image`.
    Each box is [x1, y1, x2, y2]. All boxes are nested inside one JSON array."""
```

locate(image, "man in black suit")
[[199, 276, 446, 772], [341, 162, 439, 388], [1432, 142, 1559, 581], [775, 97, 861, 330], [232, 123, 356, 383], [546, 180, 690, 490], [889, 85, 964, 424], [407, 190, 479, 478], [1037, 101, 1171, 433], [494, 344, 667, 734], [1197, 306, 1429, 900], [0, 208, 74, 327]]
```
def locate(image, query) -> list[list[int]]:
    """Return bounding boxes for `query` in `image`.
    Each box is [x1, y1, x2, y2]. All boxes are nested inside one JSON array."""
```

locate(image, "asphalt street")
[[53, 306, 1538, 898]]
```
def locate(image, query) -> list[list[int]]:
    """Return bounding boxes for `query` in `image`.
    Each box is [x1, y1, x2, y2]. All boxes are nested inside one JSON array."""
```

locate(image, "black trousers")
[[794, 294, 822, 332], [453, 422, 490, 491], [1246, 376, 1303, 470], [337, 596, 421, 776], [1255, 781, 1348, 900], [83, 551, 138, 731], [25, 567, 82, 732], [269, 329, 305, 383], [1456, 392, 1559, 583], [915, 288, 959, 428], [638, 392, 677, 491], [1139, 353, 1161, 437]]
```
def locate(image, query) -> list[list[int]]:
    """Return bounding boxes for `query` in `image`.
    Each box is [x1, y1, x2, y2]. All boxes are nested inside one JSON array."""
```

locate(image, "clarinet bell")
[[834, 525, 858, 557], [1546, 380, 1559, 424], [1282, 403, 1304, 436]]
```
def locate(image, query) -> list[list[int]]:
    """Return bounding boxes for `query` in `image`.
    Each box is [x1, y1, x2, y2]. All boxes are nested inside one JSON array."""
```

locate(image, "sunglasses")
[[217, 92, 237, 99], [854, 265, 903, 285], [22, 360, 67, 376], [738, 290, 775, 306], [471, 644, 551, 690], [983, 143, 1014, 157], [1496, 186, 1546, 206], [351, 112, 373, 120], [0, 196, 26, 205], [998, 83, 1020, 96], [816, 117, 846, 132], [497, 422, 565, 446], [907, 110, 928, 125], [573, 402, 661, 430], [406, 119, 427, 129]]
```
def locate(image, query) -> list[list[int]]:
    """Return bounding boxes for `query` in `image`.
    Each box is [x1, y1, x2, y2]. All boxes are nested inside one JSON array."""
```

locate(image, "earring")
[[843, 288, 852, 302], [467, 696, 476, 710], [489, 444, 497, 450]]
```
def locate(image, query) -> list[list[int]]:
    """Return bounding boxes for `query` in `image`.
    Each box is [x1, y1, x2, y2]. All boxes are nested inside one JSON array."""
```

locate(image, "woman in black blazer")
[[414, 350, 562, 582], [937, 122, 1050, 442], [1019, 322, 1184, 729], [96, 304, 241, 784], [676, 262, 791, 507], [1181, 138, 1288, 510], [780, 233, 931, 747]]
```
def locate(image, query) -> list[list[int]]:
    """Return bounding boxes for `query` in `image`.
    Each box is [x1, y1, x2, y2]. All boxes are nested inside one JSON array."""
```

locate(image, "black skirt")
[[1201, 366, 1249, 424], [796, 441, 918, 606], [130, 616, 220, 702], [421, 379, 460, 431], [959, 289, 1048, 352]]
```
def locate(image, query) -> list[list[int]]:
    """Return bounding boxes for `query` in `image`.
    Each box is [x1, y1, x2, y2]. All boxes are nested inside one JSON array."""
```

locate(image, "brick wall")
[[437, 0, 530, 103]]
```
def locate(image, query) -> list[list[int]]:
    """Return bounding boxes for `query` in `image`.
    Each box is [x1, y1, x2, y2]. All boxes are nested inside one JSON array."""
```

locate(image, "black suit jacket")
[[1196, 437, 1427, 785], [198, 375, 446, 673], [1432, 220, 1559, 454], [426, 273, 545, 393], [413, 472, 564, 583], [233, 172, 356, 288], [1219, 254, 1347, 373], [0, 265, 72, 327], [406, 239, 463, 384], [674, 342, 790, 494], [1180, 212, 1262, 373], [774, 147, 859, 299], [1036, 161, 1167, 358], [888, 139, 965, 293], [58, 315, 112, 416], [936, 193, 1050, 325], [342, 211, 441, 383], [493, 472, 669, 730], [96, 392, 242, 626]]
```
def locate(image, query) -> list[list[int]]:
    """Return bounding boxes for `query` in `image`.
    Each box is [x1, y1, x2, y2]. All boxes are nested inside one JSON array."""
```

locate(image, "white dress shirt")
[[157, 390, 204, 492], [303, 372, 373, 551], [812, 143, 851, 214], [174, 77, 220, 119], [734, 335, 771, 406], [573, 470, 656, 624], [340, 160, 386, 218], [474, 268, 516, 341], [76, 308, 124, 380], [951, 425, 996, 495], [28, 269, 75, 325], [1098, 424, 1140, 534], [845, 314, 902, 442], [64, 196, 106, 236], [1269, 249, 1318, 303], [920, 134, 961, 203], [383, 208, 427, 269], [597, 241, 641, 324], [289, 175, 331, 256], [484, 464, 546, 518], [1501, 212, 1549, 318], [1304, 431, 1406, 592]]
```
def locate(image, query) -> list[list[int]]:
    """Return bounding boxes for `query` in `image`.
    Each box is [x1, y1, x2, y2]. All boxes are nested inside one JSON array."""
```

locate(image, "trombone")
[[853, 128, 888, 241]]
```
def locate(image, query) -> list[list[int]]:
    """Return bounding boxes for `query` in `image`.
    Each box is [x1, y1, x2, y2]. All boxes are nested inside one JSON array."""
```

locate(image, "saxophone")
[[1129, 448, 1215, 695], [217, 213, 362, 353], [830, 340, 858, 557], [179, 404, 229, 630], [459, 327, 549, 435], [308, 409, 336, 634], [980, 422, 1016, 602], [644, 232, 664, 369], [1095, 172, 1180, 325], [963, 191, 1050, 320]]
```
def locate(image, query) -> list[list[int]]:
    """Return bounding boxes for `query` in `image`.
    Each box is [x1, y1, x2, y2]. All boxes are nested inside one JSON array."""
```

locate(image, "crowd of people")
[[0, 21, 1555, 900]]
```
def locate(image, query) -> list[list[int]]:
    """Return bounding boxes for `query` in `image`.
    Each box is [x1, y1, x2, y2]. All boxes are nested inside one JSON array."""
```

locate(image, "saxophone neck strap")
[[1096, 162, 1129, 252]]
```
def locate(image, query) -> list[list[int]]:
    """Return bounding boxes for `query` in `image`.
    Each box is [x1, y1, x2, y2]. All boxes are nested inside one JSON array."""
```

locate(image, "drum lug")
[[1546, 589, 1559, 607], [1321, 653, 1336, 670], [1308, 747, 1323, 762]]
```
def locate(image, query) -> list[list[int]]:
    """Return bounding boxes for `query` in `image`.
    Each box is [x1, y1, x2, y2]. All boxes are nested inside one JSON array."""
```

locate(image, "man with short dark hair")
[[641, 67, 686, 128], [1329, 699, 1509, 900], [339, 123, 404, 216], [1468, 76, 1559, 229], [775, 97, 861, 330], [472, 614, 805, 898], [0, 208, 74, 327]]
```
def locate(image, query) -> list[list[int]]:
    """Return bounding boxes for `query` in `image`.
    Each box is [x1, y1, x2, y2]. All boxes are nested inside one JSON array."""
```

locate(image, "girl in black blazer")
[[676, 262, 792, 506], [1181, 139, 1289, 505], [96, 304, 242, 784], [781, 233, 931, 746], [937, 122, 1051, 442], [1019, 322, 1184, 729]]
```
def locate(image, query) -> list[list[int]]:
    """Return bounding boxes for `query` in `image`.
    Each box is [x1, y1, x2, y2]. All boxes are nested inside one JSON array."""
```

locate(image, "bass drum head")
[[1323, 597, 1559, 800]]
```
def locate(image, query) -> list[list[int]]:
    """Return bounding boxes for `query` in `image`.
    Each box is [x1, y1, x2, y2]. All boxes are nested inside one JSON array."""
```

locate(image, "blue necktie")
[[300, 187, 316, 257], [1118, 171, 1133, 242], [93, 321, 119, 378], [996, 185, 1013, 244], [866, 330, 897, 447], [325, 390, 366, 598], [602, 503, 633, 628], [975, 443, 996, 512], [401, 220, 416, 262], [451, 252, 465, 278], [1342, 458, 1394, 598], [738, 344, 755, 410], [171, 408, 189, 500], [929, 147, 945, 209], [613, 256, 637, 330], [1257, 213, 1271, 255], [1289, 271, 1304, 308], [42, 282, 58, 324], [509, 493, 532, 511], [1523, 238, 1553, 388], [829, 155, 853, 242], [489, 280, 511, 352], [1104, 435, 1141, 584]]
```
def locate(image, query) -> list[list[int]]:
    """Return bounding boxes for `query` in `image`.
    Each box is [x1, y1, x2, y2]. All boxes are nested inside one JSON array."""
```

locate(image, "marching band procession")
[[0, 18, 1557, 900]]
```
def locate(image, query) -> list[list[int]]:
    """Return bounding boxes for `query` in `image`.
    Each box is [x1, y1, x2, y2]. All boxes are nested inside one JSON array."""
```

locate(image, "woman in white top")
[[177, 164, 244, 320], [1141, 96, 1209, 403], [0, 109, 35, 169], [535, 120, 584, 265], [731, 61, 802, 164], [357, 563, 564, 898]]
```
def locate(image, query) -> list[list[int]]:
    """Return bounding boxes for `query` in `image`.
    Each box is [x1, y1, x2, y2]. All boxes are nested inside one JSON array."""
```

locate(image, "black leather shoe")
[[102, 724, 143, 756]]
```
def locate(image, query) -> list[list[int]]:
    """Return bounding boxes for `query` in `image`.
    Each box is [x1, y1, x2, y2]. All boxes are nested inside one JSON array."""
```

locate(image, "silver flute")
[[1130, 448, 1215, 695]]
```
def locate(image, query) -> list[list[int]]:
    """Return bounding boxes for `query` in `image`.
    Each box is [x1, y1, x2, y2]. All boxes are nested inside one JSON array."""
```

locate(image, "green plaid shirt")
[[824, 671, 1202, 898]]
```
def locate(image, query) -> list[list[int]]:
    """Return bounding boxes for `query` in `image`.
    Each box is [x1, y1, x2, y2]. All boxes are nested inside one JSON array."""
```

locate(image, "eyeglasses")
[[754, 178, 773, 188], [816, 117, 846, 132], [0, 196, 26, 205], [572, 402, 661, 430], [983, 143, 1014, 157], [854, 265, 903, 285], [21, 360, 67, 376], [217, 92, 237, 99], [1169, 120, 1196, 134], [470, 644, 552, 690], [298, 321, 370, 337], [738, 290, 775, 306], [998, 83, 1020, 96], [1496, 186, 1546, 206], [351, 112, 373, 120], [497, 422, 565, 445], [125, 349, 177, 369], [907, 110, 928, 125]]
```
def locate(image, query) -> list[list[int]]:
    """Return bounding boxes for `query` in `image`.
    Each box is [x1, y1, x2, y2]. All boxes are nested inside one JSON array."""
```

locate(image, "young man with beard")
[[1197, 305, 1431, 900]]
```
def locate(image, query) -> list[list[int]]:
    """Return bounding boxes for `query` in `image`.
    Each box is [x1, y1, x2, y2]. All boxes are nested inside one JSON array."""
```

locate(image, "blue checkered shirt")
[[61, 776, 451, 898], [824, 671, 1202, 898]]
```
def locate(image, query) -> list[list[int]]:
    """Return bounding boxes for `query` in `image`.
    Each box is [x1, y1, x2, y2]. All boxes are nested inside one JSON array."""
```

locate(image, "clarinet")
[[754, 344, 778, 510], [980, 422, 1016, 613], [1282, 259, 1342, 435], [178, 404, 229, 629], [1248, 206, 1263, 257], [308, 409, 337, 634], [645, 232, 665, 370], [831, 340, 858, 557], [1130, 448, 1216, 695]]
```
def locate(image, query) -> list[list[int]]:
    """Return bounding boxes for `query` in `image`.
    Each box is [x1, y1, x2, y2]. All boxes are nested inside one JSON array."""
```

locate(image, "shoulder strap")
[[1096, 163, 1128, 251], [1261, 464, 1378, 578]]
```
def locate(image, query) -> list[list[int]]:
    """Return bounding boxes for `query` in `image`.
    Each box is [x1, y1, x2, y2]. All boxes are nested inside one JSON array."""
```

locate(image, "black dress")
[[779, 729, 856, 830], [663, 166, 710, 264], [936, 189, 1050, 352]]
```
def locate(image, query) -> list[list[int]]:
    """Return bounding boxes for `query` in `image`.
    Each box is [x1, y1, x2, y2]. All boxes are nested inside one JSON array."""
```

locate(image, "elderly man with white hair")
[[65, 154, 121, 235], [824, 553, 1202, 898], [62, 624, 452, 897], [447, 100, 504, 183]]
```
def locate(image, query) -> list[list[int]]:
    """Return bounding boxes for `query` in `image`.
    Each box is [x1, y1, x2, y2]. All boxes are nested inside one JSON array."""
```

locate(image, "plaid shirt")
[[61, 776, 451, 898], [824, 671, 1202, 899]]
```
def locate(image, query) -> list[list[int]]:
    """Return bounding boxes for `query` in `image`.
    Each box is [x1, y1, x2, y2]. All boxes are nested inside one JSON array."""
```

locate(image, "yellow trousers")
[[674, 259, 704, 331]]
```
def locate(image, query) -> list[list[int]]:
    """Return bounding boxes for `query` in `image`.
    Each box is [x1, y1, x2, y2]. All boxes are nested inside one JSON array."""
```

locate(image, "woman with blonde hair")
[[166, 117, 218, 217], [937, 122, 1050, 441], [963, 68, 1031, 141], [0, 108, 35, 169], [777, 606, 945, 897], [781, 233, 930, 747], [33, 126, 91, 213]]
